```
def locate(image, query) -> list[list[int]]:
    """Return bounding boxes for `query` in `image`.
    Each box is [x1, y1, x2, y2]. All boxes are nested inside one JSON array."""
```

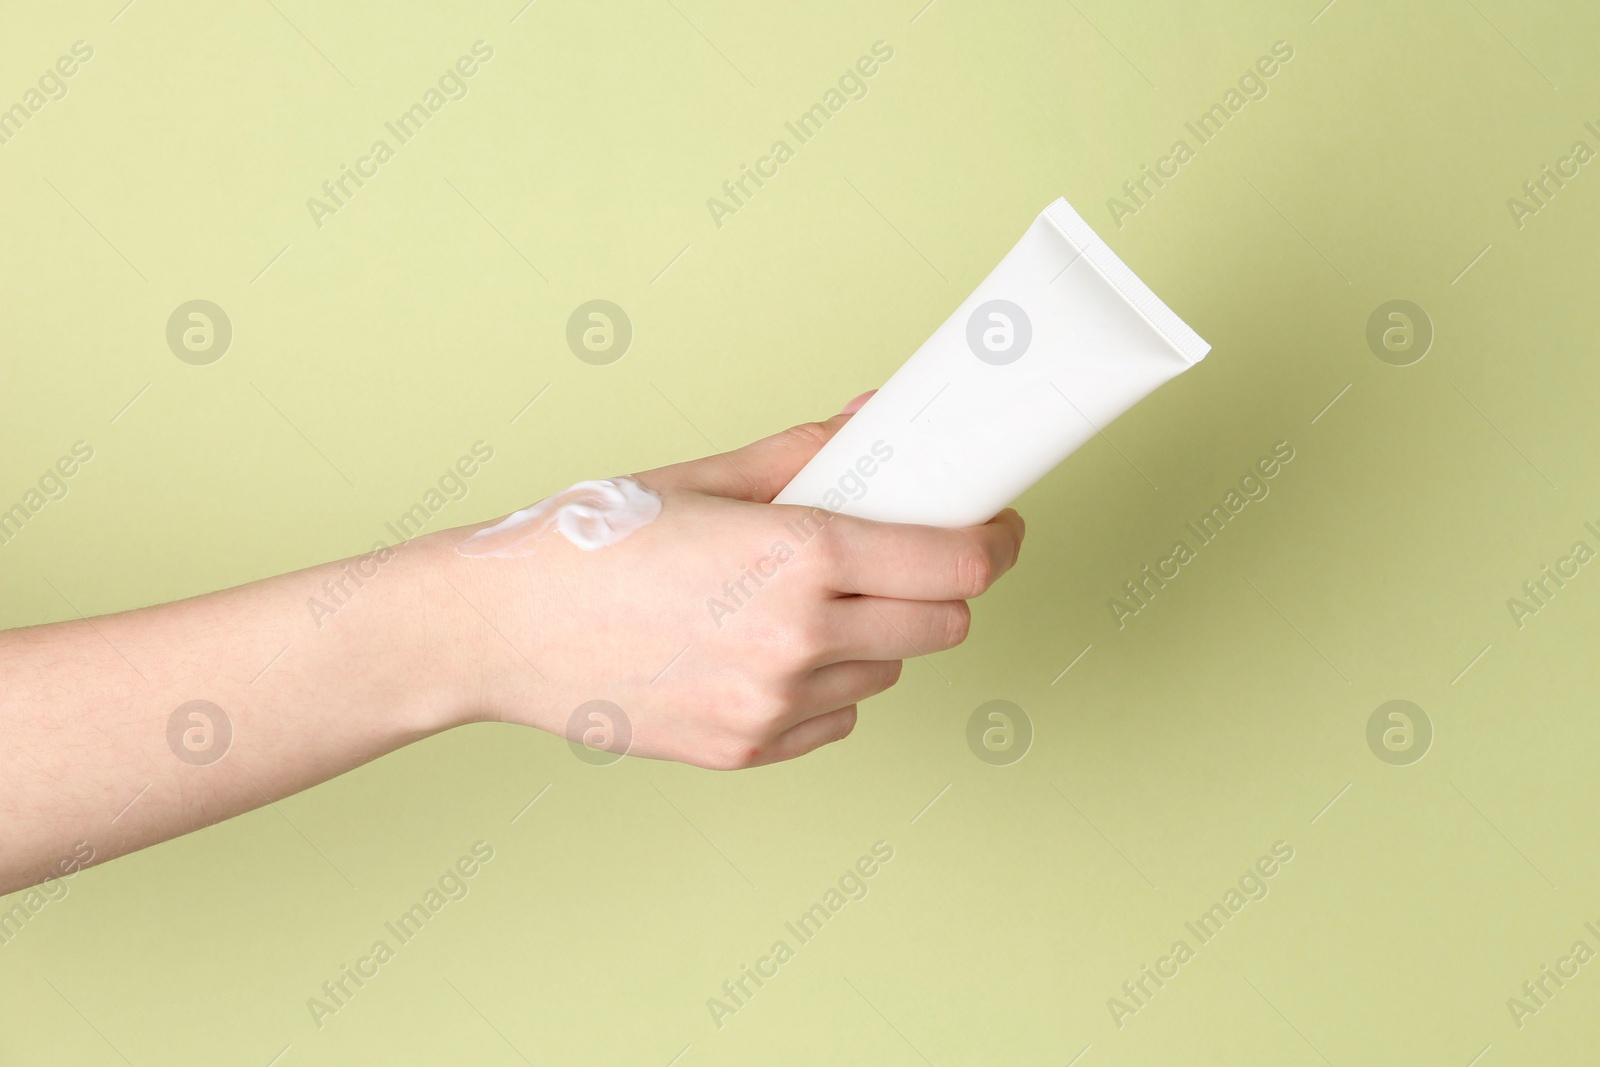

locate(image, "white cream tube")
[[774, 197, 1209, 528]]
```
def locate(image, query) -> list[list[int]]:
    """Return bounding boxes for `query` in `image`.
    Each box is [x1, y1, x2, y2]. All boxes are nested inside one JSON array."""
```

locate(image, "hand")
[[435, 408, 1026, 769], [0, 403, 1024, 891]]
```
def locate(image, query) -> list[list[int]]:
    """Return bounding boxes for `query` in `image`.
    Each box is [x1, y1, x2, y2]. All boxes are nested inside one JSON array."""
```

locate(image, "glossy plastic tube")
[[773, 197, 1210, 528]]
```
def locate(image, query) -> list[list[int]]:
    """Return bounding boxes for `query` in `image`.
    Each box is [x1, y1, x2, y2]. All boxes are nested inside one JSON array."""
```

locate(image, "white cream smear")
[[456, 477, 662, 556]]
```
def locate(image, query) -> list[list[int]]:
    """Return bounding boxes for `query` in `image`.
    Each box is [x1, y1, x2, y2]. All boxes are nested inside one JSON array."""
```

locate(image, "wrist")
[[341, 533, 485, 741], [398, 529, 535, 734]]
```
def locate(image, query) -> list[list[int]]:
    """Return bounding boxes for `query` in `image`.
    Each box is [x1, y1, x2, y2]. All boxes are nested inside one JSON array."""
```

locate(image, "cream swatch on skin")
[[457, 477, 662, 556]]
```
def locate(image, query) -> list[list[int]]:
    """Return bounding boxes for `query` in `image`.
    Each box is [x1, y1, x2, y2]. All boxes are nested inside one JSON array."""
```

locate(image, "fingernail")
[[840, 390, 876, 416]]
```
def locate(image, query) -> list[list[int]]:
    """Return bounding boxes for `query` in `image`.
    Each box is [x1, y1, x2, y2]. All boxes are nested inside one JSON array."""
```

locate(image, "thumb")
[[646, 392, 874, 503]]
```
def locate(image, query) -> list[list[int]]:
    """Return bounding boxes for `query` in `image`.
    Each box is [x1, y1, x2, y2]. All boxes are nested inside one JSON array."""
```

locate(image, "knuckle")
[[876, 660, 905, 694], [701, 738, 764, 771], [702, 676, 761, 733], [954, 546, 995, 597], [831, 706, 859, 742], [781, 421, 833, 452], [778, 614, 832, 665], [728, 677, 789, 730], [940, 601, 973, 648], [805, 521, 848, 576]]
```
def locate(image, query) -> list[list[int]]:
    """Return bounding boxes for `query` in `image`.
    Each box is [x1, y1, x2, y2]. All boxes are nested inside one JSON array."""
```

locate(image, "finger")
[[783, 660, 902, 728], [811, 508, 1025, 600], [841, 389, 876, 415], [643, 408, 858, 503], [748, 705, 858, 767], [820, 597, 970, 664]]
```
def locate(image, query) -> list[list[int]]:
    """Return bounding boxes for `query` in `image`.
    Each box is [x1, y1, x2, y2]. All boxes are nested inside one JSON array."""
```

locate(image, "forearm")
[[0, 413, 1024, 892], [0, 534, 478, 893]]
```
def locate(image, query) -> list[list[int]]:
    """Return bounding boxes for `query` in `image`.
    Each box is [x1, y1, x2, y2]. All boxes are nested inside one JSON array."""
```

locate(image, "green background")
[[3, 0, 1599, 1062]]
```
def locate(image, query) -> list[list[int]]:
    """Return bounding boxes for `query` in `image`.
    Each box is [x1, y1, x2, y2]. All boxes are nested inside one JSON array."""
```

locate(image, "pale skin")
[[0, 399, 1025, 894]]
